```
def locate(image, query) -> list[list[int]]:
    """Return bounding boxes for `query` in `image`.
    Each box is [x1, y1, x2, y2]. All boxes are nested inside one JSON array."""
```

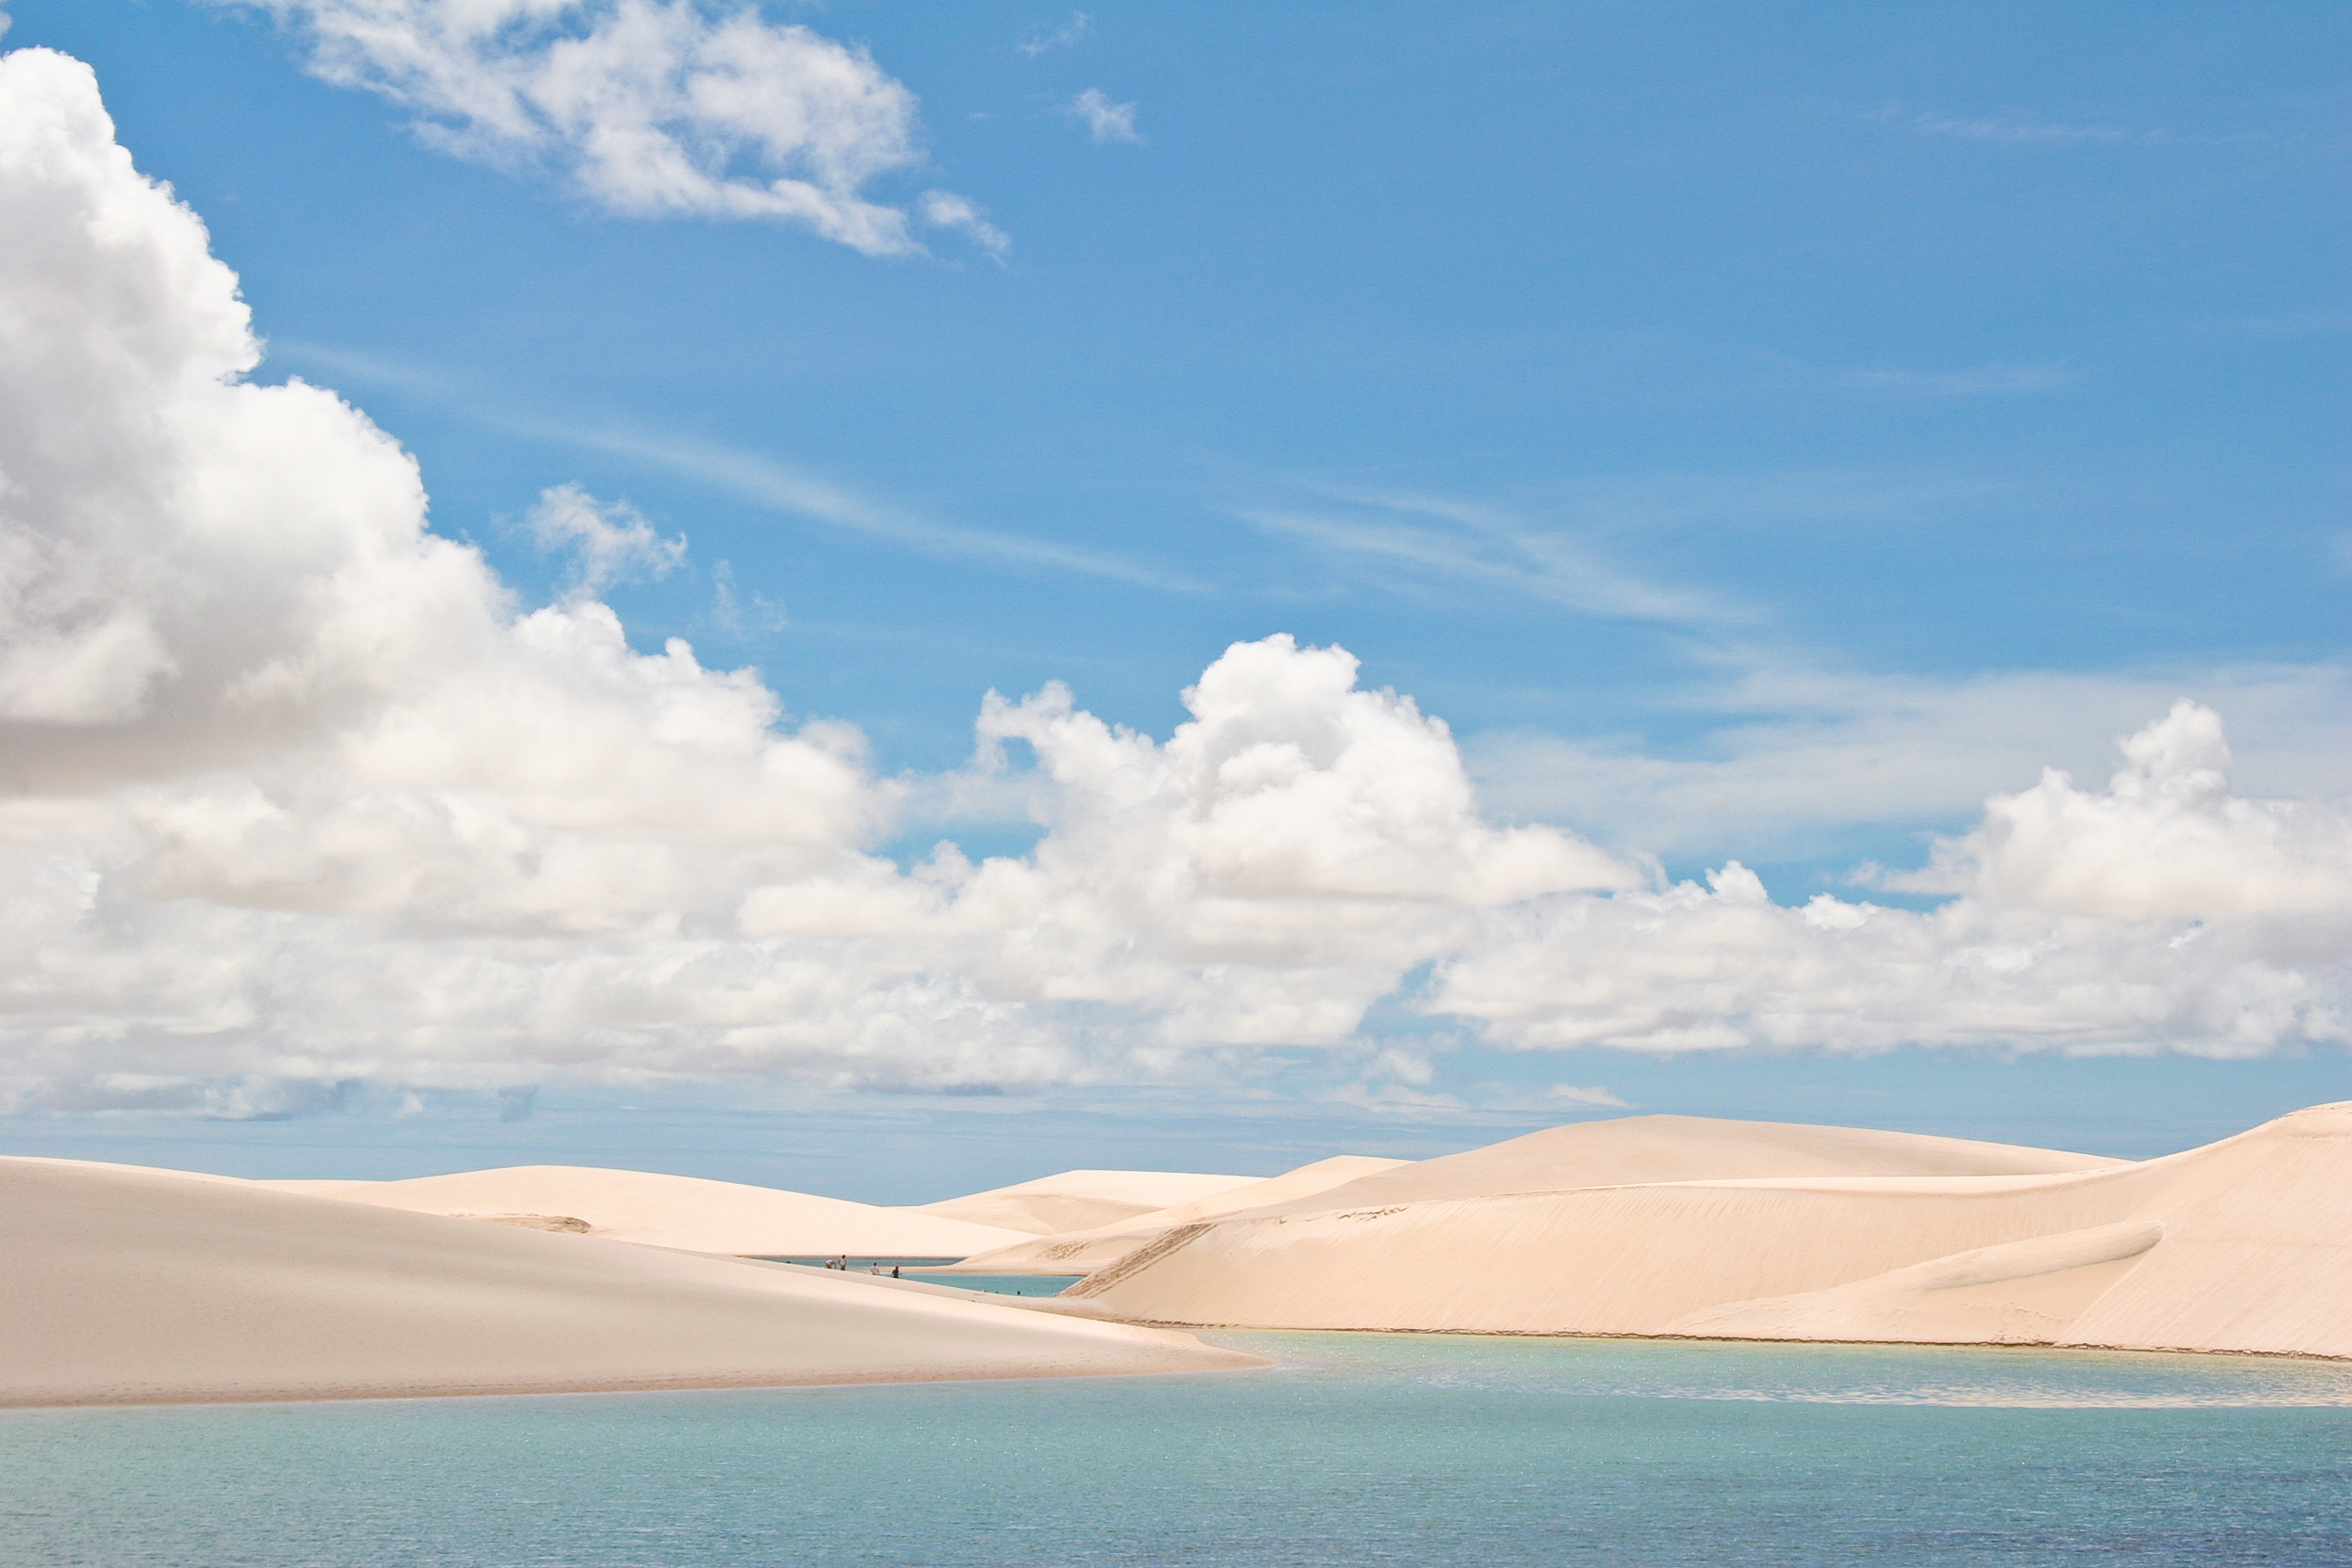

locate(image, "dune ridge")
[[1070, 1105, 2352, 1361], [943, 1155, 1415, 1274], [257, 1165, 1031, 1256], [1223, 1116, 2124, 1218], [916, 1169, 1263, 1235], [0, 1158, 1264, 1409]]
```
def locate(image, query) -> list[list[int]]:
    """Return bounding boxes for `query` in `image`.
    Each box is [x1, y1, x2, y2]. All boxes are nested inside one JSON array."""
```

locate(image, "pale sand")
[[941, 1155, 1415, 1274], [917, 1168, 1263, 1236], [1224, 1115, 2126, 1218], [1070, 1104, 2352, 1361], [0, 1158, 1265, 1409], [257, 1165, 1033, 1256]]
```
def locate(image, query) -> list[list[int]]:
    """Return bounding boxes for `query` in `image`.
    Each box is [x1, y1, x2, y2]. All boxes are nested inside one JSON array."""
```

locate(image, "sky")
[[0, 1, 2344, 1200]]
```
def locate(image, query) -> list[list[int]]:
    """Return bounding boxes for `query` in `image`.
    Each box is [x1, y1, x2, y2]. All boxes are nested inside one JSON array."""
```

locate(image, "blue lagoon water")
[[913, 1273, 1086, 1296], [5, 1335, 2349, 1566]]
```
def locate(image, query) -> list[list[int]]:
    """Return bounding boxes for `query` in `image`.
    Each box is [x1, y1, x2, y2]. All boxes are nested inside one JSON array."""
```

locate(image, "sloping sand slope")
[[1072, 1104, 2352, 1360], [258, 1166, 1030, 1256], [917, 1169, 1262, 1235], [1224, 1115, 2122, 1219], [947, 1155, 1414, 1273], [0, 1158, 1264, 1408], [1664, 1221, 2170, 1347]]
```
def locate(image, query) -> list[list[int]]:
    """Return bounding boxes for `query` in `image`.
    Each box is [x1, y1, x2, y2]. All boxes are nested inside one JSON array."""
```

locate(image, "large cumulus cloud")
[[0, 47, 2345, 1115]]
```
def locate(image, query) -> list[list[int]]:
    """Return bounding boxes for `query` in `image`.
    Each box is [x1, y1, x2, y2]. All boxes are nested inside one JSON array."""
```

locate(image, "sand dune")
[[945, 1155, 1414, 1274], [1221, 1115, 2123, 1219], [256, 1166, 1031, 1256], [1663, 1220, 2171, 1346], [916, 1168, 1263, 1235], [0, 1158, 1264, 1409], [1071, 1105, 2352, 1361]]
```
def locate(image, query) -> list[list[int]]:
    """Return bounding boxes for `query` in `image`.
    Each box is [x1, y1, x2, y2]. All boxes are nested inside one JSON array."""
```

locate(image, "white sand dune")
[[1071, 1105, 2352, 1360], [1663, 1220, 2172, 1347], [916, 1168, 1263, 1236], [254, 1165, 1033, 1256], [0, 1157, 1264, 1409], [1223, 1115, 2124, 1218], [944, 1155, 1415, 1274]]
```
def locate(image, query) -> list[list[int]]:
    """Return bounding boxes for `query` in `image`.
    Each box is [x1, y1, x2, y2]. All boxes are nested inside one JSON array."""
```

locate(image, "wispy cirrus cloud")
[[1069, 86, 1144, 144], [1875, 103, 2272, 150], [915, 191, 1010, 261], [1241, 477, 2352, 873], [274, 342, 1189, 590], [565, 424, 1197, 589], [1018, 11, 1093, 56], [1840, 363, 2072, 396], [1468, 661, 2352, 864], [1246, 489, 1748, 629]]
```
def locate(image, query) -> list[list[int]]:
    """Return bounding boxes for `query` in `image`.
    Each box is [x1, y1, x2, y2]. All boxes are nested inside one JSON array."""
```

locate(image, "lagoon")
[[5, 1335, 2348, 1566]]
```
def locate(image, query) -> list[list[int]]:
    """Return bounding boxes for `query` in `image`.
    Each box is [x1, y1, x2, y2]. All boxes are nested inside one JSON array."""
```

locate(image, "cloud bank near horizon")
[[0, 48, 2345, 1117]]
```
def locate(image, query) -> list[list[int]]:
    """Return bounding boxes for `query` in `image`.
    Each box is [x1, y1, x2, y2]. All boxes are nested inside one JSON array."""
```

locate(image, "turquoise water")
[[5, 1335, 2350, 1566], [916, 1273, 1085, 1296], [754, 1258, 962, 1270]]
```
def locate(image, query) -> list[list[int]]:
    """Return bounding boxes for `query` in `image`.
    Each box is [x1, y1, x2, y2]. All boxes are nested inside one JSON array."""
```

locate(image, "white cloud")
[[1069, 86, 1141, 145], [1436, 708, 2352, 1057], [0, 47, 2345, 1121], [527, 483, 684, 597], [1886, 700, 2352, 921], [1018, 12, 1093, 57], [915, 189, 1010, 261], [0, 47, 1636, 1108], [1469, 662, 2352, 864], [212, 0, 990, 256]]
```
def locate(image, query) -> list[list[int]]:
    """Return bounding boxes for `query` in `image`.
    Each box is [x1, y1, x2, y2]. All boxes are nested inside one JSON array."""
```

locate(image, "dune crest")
[[0, 1159, 1263, 1409], [1070, 1105, 2352, 1361], [257, 1165, 1030, 1256], [917, 1169, 1262, 1235], [1229, 1115, 2123, 1219], [946, 1155, 1415, 1274], [1662, 1221, 2168, 1346]]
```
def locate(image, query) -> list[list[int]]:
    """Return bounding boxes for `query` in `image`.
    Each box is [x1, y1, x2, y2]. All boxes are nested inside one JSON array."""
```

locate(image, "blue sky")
[[0, 1, 2344, 1194]]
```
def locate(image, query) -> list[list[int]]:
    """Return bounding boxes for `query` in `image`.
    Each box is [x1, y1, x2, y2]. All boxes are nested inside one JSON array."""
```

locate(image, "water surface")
[[5, 1335, 2347, 1566], [915, 1272, 1084, 1296]]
